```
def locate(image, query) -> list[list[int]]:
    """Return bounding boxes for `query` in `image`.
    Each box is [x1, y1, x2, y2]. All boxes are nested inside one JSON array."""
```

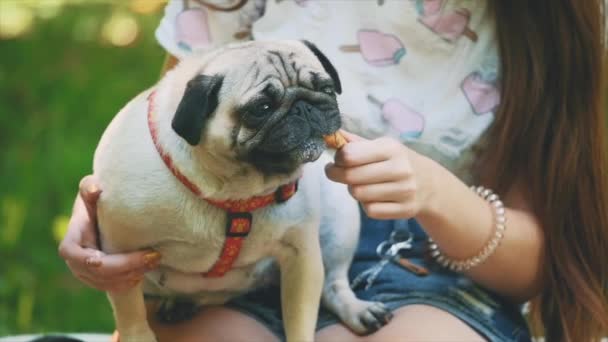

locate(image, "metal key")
[[393, 256, 430, 276], [351, 240, 413, 290]]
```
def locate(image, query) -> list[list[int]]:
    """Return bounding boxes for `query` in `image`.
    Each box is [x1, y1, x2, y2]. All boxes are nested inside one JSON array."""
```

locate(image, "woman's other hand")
[[58, 175, 161, 292]]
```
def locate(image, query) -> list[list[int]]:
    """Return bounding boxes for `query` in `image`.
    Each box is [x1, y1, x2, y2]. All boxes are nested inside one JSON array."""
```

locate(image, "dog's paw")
[[155, 298, 200, 324], [341, 300, 393, 335]]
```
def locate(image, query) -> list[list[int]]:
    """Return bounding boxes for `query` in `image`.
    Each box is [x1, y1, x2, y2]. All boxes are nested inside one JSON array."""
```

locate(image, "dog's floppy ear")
[[301, 40, 342, 94], [172, 74, 223, 145]]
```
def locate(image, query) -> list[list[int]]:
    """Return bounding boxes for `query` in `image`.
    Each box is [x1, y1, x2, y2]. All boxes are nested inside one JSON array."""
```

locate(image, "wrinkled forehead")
[[203, 41, 327, 92]]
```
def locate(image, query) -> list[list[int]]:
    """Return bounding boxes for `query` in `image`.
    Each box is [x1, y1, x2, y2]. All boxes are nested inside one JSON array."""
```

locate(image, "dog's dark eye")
[[252, 101, 274, 117], [321, 85, 335, 95]]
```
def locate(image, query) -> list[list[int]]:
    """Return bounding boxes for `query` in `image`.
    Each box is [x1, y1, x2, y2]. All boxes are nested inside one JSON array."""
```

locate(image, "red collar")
[[147, 90, 298, 277]]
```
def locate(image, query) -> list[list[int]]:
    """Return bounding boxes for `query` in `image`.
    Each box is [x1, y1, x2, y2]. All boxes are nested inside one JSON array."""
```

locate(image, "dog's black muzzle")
[[245, 89, 341, 175]]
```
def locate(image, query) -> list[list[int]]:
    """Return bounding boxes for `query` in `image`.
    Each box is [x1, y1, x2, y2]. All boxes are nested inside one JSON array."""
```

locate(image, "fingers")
[[60, 198, 101, 261], [326, 160, 404, 185], [339, 129, 365, 143], [59, 220, 161, 291], [348, 182, 415, 203], [58, 229, 102, 267], [79, 175, 102, 222], [334, 137, 399, 167], [97, 250, 162, 276], [360, 202, 416, 220], [64, 249, 160, 292], [71, 248, 160, 277], [60, 175, 161, 292]]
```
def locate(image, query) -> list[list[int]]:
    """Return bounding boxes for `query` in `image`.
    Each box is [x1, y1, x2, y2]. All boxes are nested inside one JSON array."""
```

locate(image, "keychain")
[[351, 239, 413, 290], [351, 221, 430, 290], [389, 219, 430, 276], [393, 255, 430, 276]]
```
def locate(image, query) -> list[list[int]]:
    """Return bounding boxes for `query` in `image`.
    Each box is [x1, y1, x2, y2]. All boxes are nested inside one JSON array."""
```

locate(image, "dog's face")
[[170, 40, 342, 175]]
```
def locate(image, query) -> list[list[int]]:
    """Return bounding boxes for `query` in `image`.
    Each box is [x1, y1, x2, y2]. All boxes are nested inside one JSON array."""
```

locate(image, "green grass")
[[0, 3, 164, 335]]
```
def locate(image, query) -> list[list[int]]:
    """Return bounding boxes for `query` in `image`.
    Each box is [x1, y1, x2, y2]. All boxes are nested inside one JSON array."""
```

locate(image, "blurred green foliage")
[[0, 1, 164, 335]]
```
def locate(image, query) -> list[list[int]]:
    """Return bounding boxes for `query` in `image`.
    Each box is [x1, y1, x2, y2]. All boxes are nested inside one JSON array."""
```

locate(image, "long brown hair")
[[482, 1, 608, 340]]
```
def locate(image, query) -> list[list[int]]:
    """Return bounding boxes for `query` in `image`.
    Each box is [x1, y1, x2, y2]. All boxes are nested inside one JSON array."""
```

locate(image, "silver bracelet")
[[428, 185, 507, 272]]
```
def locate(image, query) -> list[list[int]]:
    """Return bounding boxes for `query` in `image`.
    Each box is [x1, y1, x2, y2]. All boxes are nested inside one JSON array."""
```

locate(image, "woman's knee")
[[147, 305, 280, 342], [316, 304, 484, 342], [378, 305, 484, 341]]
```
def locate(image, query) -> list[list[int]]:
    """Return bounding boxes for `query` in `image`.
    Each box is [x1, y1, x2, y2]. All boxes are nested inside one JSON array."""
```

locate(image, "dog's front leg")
[[275, 225, 324, 342], [108, 282, 156, 342]]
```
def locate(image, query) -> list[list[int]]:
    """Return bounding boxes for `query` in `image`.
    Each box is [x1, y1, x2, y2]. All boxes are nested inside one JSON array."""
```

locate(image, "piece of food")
[[324, 131, 348, 149]]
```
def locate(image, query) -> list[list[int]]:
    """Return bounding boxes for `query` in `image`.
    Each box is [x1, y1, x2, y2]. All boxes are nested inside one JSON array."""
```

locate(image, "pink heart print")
[[340, 30, 406, 67], [175, 8, 212, 52], [461, 72, 500, 115]]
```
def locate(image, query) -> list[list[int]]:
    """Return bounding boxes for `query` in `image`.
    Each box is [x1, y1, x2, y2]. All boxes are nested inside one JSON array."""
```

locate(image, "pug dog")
[[93, 40, 392, 342]]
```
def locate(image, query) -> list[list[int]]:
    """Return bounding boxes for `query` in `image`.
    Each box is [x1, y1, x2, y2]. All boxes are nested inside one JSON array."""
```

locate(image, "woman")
[[59, 0, 608, 340]]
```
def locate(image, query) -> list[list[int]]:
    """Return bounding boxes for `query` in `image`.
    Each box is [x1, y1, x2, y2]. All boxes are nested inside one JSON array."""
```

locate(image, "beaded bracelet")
[[428, 185, 507, 272]]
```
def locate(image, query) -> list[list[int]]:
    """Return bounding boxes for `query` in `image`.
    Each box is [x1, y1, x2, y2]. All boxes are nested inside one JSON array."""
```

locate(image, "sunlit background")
[[0, 0, 166, 335]]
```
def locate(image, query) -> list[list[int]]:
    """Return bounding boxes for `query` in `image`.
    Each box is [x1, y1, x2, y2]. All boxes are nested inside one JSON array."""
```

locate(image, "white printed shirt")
[[156, 0, 501, 182]]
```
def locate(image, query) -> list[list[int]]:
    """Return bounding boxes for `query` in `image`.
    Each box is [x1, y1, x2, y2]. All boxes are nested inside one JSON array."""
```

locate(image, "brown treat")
[[323, 132, 347, 149]]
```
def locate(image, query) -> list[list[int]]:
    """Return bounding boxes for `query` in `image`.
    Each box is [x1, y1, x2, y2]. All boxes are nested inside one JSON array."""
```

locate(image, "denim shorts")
[[226, 210, 531, 341]]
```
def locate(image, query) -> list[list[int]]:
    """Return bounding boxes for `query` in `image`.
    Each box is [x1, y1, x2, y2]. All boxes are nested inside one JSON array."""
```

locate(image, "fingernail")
[[146, 260, 161, 271], [85, 257, 102, 268], [143, 251, 161, 267], [129, 274, 144, 283], [87, 184, 100, 194], [127, 275, 144, 287], [129, 278, 142, 287]]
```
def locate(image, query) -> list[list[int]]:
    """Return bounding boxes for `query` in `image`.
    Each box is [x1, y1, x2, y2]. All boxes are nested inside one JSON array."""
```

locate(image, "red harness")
[[147, 90, 298, 277]]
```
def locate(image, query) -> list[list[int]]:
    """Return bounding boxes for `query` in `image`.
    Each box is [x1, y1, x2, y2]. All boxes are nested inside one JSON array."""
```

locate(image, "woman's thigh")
[[146, 304, 280, 342], [316, 304, 485, 342]]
